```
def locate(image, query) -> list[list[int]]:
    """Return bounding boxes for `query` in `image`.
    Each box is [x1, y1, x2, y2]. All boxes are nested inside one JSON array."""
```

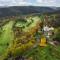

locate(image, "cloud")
[[0, 0, 60, 7], [0, 0, 32, 6], [14, 0, 33, 6], [35, 0, 56, 6], [36, 0, 56, 3]]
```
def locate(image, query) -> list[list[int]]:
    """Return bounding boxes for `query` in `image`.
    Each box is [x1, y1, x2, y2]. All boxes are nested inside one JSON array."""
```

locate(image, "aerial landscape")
[[0, 0, 60, 60]]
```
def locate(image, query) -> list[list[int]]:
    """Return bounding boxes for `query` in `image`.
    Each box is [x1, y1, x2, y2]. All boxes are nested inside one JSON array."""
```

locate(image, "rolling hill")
[[0, 6, 60, 17]]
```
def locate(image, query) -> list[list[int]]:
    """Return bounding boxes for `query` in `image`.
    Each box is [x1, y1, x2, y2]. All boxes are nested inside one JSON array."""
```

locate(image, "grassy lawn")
[[23, 16, 41, 32], [0, 21, 14, 55], [15, 16, 41, 32], [23, 45, 60, 60]]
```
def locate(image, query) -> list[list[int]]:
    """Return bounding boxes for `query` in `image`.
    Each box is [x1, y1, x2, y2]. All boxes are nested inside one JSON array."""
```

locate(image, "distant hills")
[[0, 6, 60, 17]]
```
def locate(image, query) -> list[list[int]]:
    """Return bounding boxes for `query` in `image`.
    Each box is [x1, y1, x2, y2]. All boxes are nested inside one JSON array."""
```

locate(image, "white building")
[[43, 25, 54, 39]]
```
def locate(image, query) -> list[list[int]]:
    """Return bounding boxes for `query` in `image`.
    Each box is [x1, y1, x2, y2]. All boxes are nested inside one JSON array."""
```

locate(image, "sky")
[[0, 0, 60, 7]]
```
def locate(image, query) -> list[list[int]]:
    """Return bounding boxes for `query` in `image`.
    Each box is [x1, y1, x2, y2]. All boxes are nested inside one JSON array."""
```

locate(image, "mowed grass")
[[15, 16, 41, 32], [0, 21, 14, 55], [23, 45, 60, 60], [23, 16, 41, 32]]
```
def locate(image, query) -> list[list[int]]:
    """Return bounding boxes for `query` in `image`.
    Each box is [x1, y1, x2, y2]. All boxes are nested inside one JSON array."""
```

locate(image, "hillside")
[[0, 13, 60, 60], [0, 6, 60, 17]]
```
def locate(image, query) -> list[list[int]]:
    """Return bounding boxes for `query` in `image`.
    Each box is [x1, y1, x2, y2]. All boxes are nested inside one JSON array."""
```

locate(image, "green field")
[[0, 21, 14, 55], [0, 15, 60, 60]]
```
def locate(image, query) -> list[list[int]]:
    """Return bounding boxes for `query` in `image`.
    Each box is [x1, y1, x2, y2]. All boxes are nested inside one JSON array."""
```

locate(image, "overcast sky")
[[0, 0, 60, 7]]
